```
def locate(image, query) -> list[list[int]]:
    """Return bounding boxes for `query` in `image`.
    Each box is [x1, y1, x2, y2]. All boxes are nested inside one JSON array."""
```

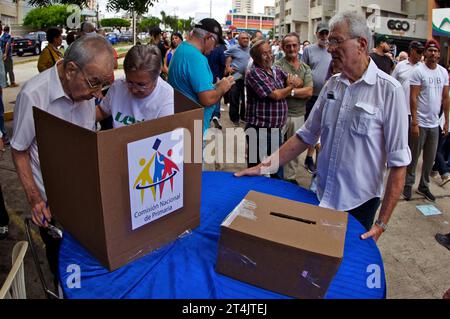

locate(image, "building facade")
[[274, 0, 429, 53], [0, 0, 34, 26], [225, 12, 275, 36], [232, 0, 254, 14]]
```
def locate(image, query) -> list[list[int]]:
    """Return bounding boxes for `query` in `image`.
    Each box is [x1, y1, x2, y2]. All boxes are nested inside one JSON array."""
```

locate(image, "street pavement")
[[0, 59, 449, 299]]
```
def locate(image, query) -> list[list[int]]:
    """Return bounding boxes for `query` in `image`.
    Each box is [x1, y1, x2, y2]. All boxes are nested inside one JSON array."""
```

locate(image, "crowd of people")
[[0, 11, 449, 298]]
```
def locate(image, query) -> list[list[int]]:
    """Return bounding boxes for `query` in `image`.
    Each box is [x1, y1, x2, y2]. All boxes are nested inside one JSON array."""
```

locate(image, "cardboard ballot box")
[[215, 191, 348, 299], [33, 90, 203, 271]]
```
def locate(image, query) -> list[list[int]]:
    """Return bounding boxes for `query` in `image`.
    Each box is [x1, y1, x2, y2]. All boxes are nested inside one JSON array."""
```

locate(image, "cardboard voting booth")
[[33, 90, 203, 271], [216, 191, 348, 299]]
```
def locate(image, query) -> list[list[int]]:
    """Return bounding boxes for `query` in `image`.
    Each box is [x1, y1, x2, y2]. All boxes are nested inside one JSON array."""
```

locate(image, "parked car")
[[12, 31, 46, 56], [118, 31, 133, 43], [138, 32, 149, 40], [106, 32, 119, 45]]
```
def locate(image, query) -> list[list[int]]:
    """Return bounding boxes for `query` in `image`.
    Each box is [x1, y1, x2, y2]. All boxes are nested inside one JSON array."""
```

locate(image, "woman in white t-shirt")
[[96, 45, 174, 128]]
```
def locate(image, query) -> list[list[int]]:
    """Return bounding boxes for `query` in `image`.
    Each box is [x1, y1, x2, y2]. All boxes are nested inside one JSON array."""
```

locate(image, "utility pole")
[[210, 0, 212, 18], [133, 10, 137, 45]]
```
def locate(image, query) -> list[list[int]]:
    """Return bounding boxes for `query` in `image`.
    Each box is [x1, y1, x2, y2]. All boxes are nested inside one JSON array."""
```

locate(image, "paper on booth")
[[127, 129, 184, 230]]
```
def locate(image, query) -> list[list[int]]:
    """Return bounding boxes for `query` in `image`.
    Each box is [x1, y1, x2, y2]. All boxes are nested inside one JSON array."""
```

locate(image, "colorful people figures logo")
[[133, 138, 180, 203]]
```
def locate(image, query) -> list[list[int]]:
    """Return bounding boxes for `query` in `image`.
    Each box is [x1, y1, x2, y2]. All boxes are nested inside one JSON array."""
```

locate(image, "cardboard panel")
[[33, 107, 109, 265]]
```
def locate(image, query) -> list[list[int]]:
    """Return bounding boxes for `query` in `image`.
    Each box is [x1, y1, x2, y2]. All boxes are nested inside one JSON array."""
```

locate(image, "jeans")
[[347, 197, 381, 232], [305, 95, 318, 122], [4, 56, 15, 85], [0, 185, 8, 227], [432, 127, 450, 176], [212, 101, 221, 119], [0, 89, 4, 135], [245, 123, 283, 179], [229, 79, 245, 123]]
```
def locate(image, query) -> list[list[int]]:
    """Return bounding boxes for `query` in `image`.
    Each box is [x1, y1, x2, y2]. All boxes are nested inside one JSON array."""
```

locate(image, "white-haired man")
[[236, 11, 411, 242]]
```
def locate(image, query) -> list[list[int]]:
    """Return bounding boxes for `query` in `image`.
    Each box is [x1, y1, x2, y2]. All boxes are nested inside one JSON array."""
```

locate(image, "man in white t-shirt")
[[403, 39, 449, 201], [97, 45, 174, 127], [11, 35, 115, 279], [392, 40, 425, 122]]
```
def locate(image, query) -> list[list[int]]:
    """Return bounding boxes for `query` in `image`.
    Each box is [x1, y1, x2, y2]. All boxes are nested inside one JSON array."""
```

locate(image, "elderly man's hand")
[[360, 224, 384, 242], [30, 197, 52, 228], [292, 75, 303, 88], [216, 76, 235, 93]]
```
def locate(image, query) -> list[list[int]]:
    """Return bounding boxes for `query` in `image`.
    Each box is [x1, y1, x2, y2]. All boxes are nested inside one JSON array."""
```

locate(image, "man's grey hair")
[[250, 39, 268, 66], [63, 35, 114, 69], [282, 32, 300, 46], [123, 45, 162, 81], [329, 11, 373, 53], [238, 32, 249, 39], [191, 27, 210, 40], [81, 21, 96, 34]]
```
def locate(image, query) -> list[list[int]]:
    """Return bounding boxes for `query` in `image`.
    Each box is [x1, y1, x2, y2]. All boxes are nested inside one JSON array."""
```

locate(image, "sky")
[[98, 0, 275, 23]]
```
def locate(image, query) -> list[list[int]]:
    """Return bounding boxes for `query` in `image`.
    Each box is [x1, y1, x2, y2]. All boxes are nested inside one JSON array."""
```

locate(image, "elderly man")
[[275, 32, 313, 183], [225, 32, 251, 126], [237, 11, 411, 241], [403, 40, 449, 201], [245, 40, 301, 179], [11, 35, 115, 280], [168, 18, 235, 135], [302, 22, 332, 174]]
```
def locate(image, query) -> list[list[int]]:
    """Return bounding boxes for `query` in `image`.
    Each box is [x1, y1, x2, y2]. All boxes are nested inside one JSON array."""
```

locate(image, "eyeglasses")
[[74, 62, 108, 90], [328, 37, 358, 48], [126, 80, 155, 92]]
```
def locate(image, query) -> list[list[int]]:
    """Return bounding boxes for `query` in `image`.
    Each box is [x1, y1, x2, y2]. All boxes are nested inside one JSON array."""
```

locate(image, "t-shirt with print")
[[100, 77, 174, 128], [168, 41, 215, 134], [410, 63, 449, 128], [391, 59, 422, 115]]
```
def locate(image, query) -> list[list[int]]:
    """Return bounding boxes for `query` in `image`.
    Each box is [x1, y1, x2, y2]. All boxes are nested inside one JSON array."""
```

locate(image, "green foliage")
[[26, 0, 88, 6], [23, 5, 71, 29], [107, 0, 158, 16], [100, 18, 130, 28], [138, 16, 161, 32]]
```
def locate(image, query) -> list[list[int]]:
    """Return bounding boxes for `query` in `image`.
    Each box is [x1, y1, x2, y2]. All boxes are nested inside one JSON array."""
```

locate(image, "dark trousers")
[[245, 123, 283, 179], [0, 185, 8, 227], [4, 56, 15, 85], [0, 89, 4, 135], [39, 223, 62, 277], [305, 95, 318, 122], [432, 127, 450, 176], [99, 116, 113, 131], [229, 79, 246, 123], [347, 197, 381, 231]]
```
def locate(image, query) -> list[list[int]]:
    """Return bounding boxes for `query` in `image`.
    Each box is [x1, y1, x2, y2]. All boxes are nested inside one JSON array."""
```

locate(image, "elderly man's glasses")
[[328, 37, 359, 48], [75, 62, 109, 90]]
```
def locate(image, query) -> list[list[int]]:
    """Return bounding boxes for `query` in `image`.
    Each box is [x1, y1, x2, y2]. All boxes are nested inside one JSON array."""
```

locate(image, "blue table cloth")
[[59, 171, 386, 299]]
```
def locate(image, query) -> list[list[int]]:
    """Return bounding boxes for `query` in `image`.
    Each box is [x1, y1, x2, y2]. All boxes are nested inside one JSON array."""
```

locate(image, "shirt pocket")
[[351, 102, 379, 136]]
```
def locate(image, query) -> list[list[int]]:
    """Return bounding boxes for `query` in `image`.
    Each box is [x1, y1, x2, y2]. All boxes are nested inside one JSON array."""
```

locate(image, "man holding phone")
[[225, 32, 251, 127]]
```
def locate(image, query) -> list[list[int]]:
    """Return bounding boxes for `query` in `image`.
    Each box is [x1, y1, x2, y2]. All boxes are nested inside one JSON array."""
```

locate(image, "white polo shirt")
[[410, 62, 449, 128], [99, 77, 174, 128], [297, 59, 411, 211], [11, 61, 96, 201], [391, 59, 422, 116]]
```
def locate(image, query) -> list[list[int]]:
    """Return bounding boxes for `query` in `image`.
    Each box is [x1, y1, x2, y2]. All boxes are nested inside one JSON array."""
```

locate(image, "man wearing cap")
[[392, 40, 424, 127], [403, 39, 449, 201], [168, 18, 235, 135], [370, 35, 395, 75], [149, 26, 167, 64], [301, 22, 332, 174]]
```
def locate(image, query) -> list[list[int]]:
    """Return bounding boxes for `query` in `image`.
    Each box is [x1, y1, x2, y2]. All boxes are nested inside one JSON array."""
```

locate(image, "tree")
[[23, 5, 73, 29], [139, 16, 161, 32], [26, 0, 88, 6], [107, 0, 158, 16], [100, 18, 131, 28], [160, 10, 168, 29]]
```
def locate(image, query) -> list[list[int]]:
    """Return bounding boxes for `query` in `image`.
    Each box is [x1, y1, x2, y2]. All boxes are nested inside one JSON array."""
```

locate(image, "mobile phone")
[[232, 72, 243, 81]]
